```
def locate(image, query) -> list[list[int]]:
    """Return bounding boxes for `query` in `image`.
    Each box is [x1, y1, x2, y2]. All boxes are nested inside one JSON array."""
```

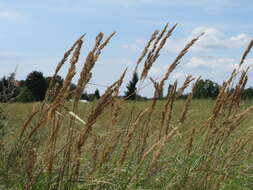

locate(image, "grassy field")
[[3, 100, 212, 134], [1, 99, 253, 189], [0, 25, 253, 189]]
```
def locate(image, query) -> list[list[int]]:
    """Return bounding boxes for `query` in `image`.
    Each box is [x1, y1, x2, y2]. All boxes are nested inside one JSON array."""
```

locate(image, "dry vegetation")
[[0, 24, 253, 190]]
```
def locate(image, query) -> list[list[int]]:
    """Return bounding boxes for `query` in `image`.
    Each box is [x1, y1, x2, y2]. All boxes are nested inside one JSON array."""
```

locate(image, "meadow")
[[0, 24, 253, 190]]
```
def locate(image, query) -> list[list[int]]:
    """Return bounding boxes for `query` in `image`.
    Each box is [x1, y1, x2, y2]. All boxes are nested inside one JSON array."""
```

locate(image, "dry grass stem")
[[119, 108, 149, 165], [179, 92, 193, 123], [134, 30, 159, 73], [148, 127, 178, 173], [141, 24, 177, 80], [159, 81, 177, 139], [239, 39, 253, 67], [177, 75, 195, 97]]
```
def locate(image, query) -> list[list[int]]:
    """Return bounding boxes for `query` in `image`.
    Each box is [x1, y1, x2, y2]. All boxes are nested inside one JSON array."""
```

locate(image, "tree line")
[[0, 71, 100, 102], [124, 72, 253, 100], [1, 71, 253, 102]]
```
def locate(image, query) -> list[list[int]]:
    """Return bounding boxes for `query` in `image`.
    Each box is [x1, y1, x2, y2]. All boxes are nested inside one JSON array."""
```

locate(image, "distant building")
[[12, 80, 21, 87]]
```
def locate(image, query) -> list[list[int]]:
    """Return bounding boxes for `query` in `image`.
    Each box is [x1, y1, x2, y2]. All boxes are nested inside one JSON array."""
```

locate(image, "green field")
[[1, 99, 253, 190]]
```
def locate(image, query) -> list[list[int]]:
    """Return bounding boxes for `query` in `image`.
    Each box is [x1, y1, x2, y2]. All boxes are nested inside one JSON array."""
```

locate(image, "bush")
[[25, 71, 47, 101], [193, 79, 219, 99], [16, 87, 35, 103]]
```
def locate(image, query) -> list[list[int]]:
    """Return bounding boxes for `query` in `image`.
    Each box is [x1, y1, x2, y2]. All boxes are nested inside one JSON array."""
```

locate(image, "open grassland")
[[3, 99, 253, 139], [1, 99, 253, 190], [0, 24, 253, 190], [3, 100, 213, 136]]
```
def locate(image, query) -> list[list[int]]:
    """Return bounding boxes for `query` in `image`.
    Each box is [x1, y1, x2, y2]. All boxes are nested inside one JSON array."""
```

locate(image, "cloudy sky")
[[0, 0, 253, 96]]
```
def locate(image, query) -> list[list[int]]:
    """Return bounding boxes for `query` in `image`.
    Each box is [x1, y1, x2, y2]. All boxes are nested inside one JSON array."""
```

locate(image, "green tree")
[[242, 87, 253, 99], [45, 75, 63, 89], [25, 71, 47, 101], [69, 83, 77, 91], [193, 79, 219, 99], [87, 93, 96, 101], [81, 92, 89, 100], [125, 72, 139, 100], [94, 89, 100, 100], [16, 87, 35, 102]]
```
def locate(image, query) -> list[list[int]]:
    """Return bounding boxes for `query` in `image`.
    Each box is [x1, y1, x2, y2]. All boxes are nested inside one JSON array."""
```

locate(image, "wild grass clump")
[[0, 24, 253, 190]]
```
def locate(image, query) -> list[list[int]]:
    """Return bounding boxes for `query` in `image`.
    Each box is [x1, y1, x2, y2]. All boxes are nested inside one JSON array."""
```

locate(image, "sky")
[[0, 0, 253, 97]]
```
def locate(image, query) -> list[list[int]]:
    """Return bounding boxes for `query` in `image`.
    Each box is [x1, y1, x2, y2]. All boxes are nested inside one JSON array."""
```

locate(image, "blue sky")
[[0, 0, 253, 96]]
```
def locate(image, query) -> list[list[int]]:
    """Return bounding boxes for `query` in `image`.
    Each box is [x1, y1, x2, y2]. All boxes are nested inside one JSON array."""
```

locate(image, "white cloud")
[[121, 38, 146, 52], [229, 33, 250, 47], [0, 54, 58, 80], [243, 58, 253, 69], [186, 56, 237, 70], [114, 58, 136, 66], [149, 65, 167, 75], [185, 56, 253, 72], [122, 27, 252, 55], [166, 26, 251, 53], [191, 27, 250, 51], [0, 11, 24, 22], [171, 72, 184, 80], [149, 65, 185, 80]]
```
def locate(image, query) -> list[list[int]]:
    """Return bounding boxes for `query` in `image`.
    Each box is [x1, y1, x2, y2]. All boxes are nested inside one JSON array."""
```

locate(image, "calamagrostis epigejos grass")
[[158, 80, 178, 139], [140, 24, 177, 81], [177, 75, 195, 98], [239, 39, 253, 67], [134, 30, 159, 73], [25, 148, 37, 190], [119, 108, 149, 165], [74, 69, 126, 176], [178, 77, 199, 123], [48, 39, 83, 118], [44, 34, 85, 104], [74, 32, 116, 110]]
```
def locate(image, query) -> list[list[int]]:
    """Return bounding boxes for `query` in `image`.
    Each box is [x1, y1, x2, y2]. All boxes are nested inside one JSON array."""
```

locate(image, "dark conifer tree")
[[125, 72, 139, 100], [94, 89, 100, 99]]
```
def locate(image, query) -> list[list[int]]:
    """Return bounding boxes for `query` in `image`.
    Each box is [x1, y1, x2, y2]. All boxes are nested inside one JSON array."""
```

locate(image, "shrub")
[[16, 87, 36, 103]]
